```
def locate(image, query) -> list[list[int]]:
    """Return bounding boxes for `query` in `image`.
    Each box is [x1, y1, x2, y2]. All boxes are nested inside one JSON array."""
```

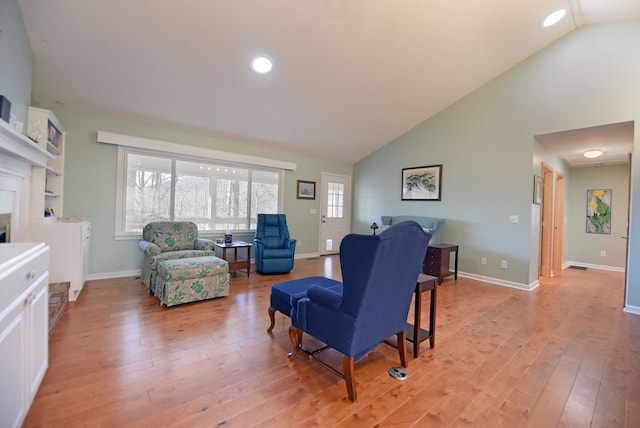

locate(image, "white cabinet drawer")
[[0, 244, 48, 311]]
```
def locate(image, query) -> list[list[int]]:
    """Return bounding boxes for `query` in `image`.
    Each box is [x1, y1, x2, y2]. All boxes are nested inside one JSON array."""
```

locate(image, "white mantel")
[[0, 120, 53, 241], [0, 121, 51, 168]]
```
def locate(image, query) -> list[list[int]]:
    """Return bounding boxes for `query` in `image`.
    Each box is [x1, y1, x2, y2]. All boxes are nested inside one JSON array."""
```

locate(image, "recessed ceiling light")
[[250, 55, 273, 74], [584, 150, 604, 159], [542, 9, 566, 27]]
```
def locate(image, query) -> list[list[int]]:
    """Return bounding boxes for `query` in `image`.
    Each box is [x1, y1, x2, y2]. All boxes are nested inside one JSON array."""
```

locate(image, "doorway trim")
[[318, 172, 352, 255], [552, 172, 565, 273], [539, 163, 555, 278]]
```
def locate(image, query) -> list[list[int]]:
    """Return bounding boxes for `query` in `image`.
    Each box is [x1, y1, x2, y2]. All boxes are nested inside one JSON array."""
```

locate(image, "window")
[[117, 149, 283, 237], [327, 181, 344, 218]]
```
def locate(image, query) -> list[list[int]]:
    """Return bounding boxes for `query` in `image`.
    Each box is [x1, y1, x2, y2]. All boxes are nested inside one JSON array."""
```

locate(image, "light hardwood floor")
[[25, 257, 639, 427]]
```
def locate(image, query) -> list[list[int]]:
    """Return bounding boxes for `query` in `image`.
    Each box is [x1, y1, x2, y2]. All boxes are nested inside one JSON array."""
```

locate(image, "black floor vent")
[[568, 265, 587, 270]]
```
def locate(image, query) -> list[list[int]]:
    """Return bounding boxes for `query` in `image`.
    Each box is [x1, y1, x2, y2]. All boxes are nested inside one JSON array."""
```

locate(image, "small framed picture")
[[297, 180, 316, 200], [533, 175, 543, 205]]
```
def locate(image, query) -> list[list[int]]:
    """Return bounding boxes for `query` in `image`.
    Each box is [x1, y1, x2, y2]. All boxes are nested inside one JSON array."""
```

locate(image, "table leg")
[[413, 286, 422, 358], [453, 247, 458, 280], [246, 246, 251, 277], [429, 285, 437, 348]]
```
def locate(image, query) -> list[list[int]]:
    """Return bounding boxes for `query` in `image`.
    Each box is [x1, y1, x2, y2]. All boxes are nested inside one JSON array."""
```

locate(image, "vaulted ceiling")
[[17, 0, 640, 164]]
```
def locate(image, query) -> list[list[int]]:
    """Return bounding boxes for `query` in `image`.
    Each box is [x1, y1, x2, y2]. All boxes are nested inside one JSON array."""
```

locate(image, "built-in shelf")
[[27, 107, 65, 222], [45, 166, 61, 176], [46, 141, 59, 156]]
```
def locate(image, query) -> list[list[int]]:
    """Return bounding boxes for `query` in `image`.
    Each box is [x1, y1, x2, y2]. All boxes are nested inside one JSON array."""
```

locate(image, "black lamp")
[[370, 222, 379, 235]]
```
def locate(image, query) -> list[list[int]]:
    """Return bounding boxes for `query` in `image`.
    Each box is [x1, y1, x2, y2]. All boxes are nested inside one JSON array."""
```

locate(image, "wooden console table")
[[424, 243, 459, 284], [215, 241, 252, 277]]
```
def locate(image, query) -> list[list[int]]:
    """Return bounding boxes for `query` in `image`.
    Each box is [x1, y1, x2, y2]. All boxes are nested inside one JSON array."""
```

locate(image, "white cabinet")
[[27, 107, 65, 223], [0, 243, 49, 428], [31, 219, 90, 301]]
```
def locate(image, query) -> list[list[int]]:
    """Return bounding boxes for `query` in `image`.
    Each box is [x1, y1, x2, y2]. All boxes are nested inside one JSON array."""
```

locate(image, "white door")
[[319, 173, 351, 255]]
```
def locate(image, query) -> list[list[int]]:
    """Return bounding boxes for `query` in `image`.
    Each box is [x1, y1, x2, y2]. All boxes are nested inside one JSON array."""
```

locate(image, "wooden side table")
[[406, 274, 438, 357], [215, 241, 252, 277], [424, 243, 459, 284]]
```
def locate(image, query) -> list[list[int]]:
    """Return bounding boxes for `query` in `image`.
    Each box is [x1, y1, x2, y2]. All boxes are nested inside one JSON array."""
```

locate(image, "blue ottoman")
[[267, 276, 342, 332]]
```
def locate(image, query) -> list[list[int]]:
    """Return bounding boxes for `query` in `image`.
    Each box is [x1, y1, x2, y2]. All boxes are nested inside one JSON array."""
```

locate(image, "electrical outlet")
[[298, 240, 302, 248], [600, 250, 606, 257], [501, 260, 508, 269], [481, 257, 487, 265]]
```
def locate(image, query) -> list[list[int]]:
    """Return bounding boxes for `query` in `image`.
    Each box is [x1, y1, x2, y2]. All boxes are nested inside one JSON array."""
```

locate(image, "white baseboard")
[[87, 260, 619, 291], [87, 252, 326, 281], [87, 270, 140, 281], [295, 252, 321, 259], [563, 261, 625, 272], [457, 272, 539, 291], [624, 305, 640, 315]]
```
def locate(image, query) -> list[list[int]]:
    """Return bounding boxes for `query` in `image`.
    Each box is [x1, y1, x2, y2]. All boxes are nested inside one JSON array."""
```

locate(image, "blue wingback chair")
[[254, 214, 297, 274], [288, 221, 430, 401]]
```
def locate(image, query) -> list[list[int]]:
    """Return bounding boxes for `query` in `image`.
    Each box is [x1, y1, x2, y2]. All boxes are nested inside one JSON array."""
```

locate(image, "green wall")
[[0, 0, 33, 123], [567, 165, 629, 267], [50, 108, 352, 275], [353, 21, 640, 300], [354, 75, 534, 286]]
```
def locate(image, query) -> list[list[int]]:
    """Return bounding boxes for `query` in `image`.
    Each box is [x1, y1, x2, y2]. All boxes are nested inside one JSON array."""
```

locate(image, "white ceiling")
[[536, 121, 634, 167], [17, 0, 640, 164]]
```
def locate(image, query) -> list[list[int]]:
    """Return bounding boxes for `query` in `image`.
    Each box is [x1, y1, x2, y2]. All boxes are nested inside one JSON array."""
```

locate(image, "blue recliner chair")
[[254, 214, 297, 274], [288, 221, 431, 401]]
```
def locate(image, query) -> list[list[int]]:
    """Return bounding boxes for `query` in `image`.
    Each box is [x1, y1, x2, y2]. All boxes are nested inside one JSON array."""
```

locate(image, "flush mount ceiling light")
[[250, 55, 273, 74], [583, 150, 604, 159], [541, 9, 566, 27]]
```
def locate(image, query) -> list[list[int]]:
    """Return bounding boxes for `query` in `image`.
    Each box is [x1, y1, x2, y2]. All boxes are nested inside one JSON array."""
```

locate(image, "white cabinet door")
[[27, 276, 49, 401], [81, 221, 91, 284], [0, 303, 26, 428]]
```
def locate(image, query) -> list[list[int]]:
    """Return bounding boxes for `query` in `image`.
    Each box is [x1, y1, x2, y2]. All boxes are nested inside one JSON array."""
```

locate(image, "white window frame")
[[102, 131, 295, 239]]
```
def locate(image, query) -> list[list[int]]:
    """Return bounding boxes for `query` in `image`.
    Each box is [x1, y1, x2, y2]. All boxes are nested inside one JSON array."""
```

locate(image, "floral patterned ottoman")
[[156, 256, 231, 306]]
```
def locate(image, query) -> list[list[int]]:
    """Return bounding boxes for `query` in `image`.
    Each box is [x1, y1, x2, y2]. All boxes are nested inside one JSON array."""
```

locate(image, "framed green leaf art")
[[586, 189, 611, 234]]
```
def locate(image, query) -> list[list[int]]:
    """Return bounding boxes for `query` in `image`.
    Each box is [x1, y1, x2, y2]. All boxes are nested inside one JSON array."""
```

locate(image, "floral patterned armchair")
[[139, 221, 217, 295]]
